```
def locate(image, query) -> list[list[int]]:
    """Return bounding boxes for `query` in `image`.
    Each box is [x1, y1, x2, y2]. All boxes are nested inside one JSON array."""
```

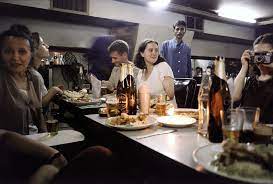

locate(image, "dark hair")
[[134, 39, 165, 69], [0, 24, 33, 52], [253, 33, 273, 48], [173, 20, 187, 29], [107, 40, 129, 55], [32, 32, 40, 50]]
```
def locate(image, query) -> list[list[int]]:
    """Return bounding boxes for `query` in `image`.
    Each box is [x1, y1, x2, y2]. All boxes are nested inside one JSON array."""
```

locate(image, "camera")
[[249, 51, 273, 65]]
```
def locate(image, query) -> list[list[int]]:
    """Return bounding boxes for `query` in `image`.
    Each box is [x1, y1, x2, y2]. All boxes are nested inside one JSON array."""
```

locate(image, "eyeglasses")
[[250, 51, 273, 65]]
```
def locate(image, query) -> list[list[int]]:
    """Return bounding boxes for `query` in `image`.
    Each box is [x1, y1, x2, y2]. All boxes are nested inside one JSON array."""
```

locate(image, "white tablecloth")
[[26, 130, 85, 147]]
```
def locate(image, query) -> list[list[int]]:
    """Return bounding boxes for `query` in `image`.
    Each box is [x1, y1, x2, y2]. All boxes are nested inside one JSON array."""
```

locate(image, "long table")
[[83, 114, 244, 184]]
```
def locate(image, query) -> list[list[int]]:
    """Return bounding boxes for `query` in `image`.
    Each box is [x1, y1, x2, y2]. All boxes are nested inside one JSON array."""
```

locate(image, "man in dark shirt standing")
[[88, 27, 131, 80], [160, 20, 192, 78]]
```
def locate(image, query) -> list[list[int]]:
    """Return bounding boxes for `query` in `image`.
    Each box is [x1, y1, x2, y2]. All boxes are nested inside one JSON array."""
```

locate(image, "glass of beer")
[[254, 123, 272, 144], [100, 81, 108, 97], [221, 109, 244, 142], [106, 96, 119, 117], [46, 119, 59, 136], [238, 107, 260, 143], [155, 94, 167, 116]]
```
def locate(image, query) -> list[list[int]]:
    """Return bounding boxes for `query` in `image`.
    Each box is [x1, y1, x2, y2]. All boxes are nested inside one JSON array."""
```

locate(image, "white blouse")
[[137, 62, 177, 106]]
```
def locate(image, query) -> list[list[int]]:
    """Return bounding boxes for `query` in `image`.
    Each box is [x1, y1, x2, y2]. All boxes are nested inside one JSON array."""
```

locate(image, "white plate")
[[157, 115, 196, 128], [192, 144, 273, 184], [175, 108, 198, 112], [105, 115, 157, 130]]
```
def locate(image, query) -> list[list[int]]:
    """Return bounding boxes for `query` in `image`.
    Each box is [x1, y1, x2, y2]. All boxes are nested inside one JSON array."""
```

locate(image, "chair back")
[[174, 78, 197, 108]]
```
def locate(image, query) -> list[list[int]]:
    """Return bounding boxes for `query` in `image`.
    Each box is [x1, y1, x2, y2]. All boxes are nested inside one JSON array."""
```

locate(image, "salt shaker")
[[138, 84, 150, 114]]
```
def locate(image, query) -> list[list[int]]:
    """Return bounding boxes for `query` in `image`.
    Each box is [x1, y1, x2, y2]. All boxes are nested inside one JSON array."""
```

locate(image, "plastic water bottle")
[[198, 74, 210, 137]]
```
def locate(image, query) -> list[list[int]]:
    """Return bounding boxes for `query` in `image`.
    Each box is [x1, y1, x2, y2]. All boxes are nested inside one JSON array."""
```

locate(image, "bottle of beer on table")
[[208, 56, 231, 143], [117, 64, 129, 114], [127, 64, 137, 115], [116, 63, 137, 115]]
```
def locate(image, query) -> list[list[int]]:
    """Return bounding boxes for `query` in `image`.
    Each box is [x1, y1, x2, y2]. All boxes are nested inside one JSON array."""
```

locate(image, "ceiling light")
[[216, 5, 258, 23], [148, 0, 171, 9]]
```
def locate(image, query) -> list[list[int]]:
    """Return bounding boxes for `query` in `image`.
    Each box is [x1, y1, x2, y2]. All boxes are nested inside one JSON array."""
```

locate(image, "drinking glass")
[[155, 94, 167, 116], [100, 81, 108, 97], [221, 109, 244, 142], [253, 122, 272, 144], [238, 107, 260, 143], [46, 119, 59, 136], [106, 96, 119, 117], [139, 92, 150, 114]]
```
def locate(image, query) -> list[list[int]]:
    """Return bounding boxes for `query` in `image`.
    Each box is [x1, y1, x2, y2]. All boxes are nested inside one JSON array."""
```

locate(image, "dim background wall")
[[0, 16, 109, 48], [0, 0, 255, 59]]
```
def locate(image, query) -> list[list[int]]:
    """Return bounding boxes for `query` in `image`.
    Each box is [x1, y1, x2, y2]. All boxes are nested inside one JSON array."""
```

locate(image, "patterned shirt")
[[161, 38, 192, 78]]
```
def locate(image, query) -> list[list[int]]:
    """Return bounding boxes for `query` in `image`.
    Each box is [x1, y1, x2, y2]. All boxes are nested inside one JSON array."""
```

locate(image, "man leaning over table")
[[160, 20, 192, 78], [102, 40, 139, 91]]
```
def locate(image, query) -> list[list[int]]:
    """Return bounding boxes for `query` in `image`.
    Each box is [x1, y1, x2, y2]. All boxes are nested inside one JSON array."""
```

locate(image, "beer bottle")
[[127, 64, 137, 115], [208, 56, 231, 143], [117, 64, 128, 114]]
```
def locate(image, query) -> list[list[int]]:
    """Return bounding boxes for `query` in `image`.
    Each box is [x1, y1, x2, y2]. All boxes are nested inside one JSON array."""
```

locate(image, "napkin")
[[90, 74, 101, 98]]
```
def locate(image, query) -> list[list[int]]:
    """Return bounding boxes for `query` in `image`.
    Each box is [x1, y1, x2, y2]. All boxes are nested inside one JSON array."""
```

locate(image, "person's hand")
[[48, 86, 63, 96], [241, 50, 252, 68], [57, 85, 64, 91]]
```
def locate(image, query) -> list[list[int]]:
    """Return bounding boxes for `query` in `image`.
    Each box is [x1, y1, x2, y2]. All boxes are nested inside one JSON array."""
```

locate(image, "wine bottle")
[[127, 64, 137, 115], [117, 64, 129, 114], [208, 56, 231, 143]]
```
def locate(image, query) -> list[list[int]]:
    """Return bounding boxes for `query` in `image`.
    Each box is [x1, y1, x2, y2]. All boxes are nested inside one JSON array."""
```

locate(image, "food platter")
[[193, 144, 273, 184], [174, 108, 199, 119], [63, 97, 101, 106], [157, 115, 196, 128], [63, 90, 101, 106], [63, 90, 86, 99], [105, 114, 157, 130]]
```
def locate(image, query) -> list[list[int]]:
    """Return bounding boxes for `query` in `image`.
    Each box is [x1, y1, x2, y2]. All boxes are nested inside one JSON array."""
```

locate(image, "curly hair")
[[0, 24, 33, 52], [134, 39, 165, 69]]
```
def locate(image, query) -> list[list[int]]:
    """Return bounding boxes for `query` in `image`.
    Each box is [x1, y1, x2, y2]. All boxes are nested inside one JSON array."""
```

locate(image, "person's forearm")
[[2, 130, 67, 168], [163, 78, 175, 100], [42, 93, 54, 107], [42, 87, 62, 107], [233, 65, 248, 101], [29, 165, 59, 184]]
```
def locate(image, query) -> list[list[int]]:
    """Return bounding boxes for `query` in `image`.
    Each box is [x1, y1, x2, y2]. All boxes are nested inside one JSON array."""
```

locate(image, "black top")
[[241, 76, 273, 123]]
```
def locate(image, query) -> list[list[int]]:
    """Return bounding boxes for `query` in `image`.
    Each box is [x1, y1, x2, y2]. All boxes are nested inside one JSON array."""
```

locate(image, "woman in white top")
[[134, 39, 176, 106]]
